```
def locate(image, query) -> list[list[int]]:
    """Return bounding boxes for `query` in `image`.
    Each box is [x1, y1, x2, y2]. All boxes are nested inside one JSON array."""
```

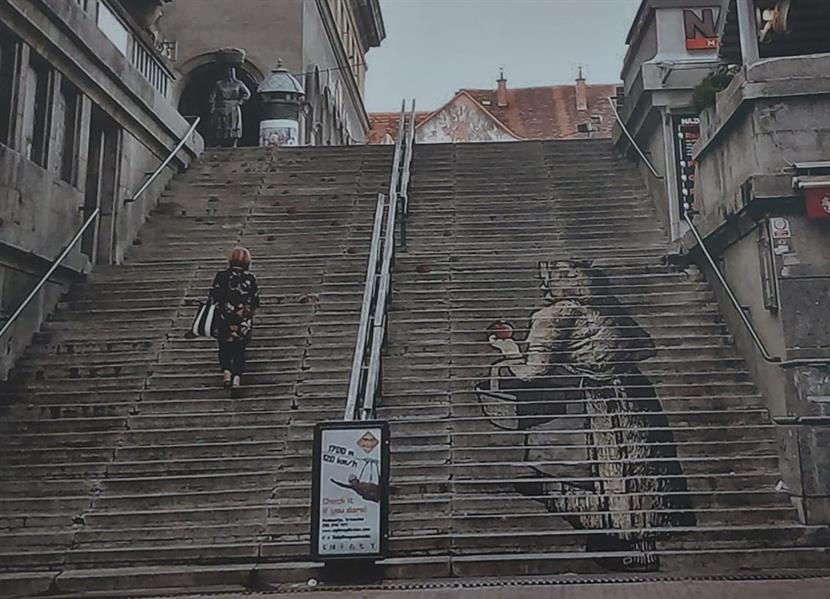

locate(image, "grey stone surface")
[[1, 141, 828, 596], [681, 51, 830, 524], [141, 577, 830, 599], [0, 0, 203, 379]]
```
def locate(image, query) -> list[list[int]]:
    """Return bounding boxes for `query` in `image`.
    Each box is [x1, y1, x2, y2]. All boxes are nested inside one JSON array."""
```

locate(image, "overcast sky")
[[365, 0, 643, 113]]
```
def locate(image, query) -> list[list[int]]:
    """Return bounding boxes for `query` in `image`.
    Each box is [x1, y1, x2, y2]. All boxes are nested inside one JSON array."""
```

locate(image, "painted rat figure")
[[482, 260, 695, 571]]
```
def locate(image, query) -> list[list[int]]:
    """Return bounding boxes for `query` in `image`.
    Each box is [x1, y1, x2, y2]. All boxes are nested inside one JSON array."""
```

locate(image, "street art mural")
[[476, 260, 696, 572], [416, 93, 518, 144]]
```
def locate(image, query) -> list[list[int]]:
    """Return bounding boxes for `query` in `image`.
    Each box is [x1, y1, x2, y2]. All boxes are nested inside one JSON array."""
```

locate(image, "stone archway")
[[178, 62, 262, 147]]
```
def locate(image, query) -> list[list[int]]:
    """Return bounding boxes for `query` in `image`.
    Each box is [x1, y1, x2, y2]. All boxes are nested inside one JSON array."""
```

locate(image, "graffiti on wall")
[[476, 260, 696, 572], [416, 93, 517, 144]]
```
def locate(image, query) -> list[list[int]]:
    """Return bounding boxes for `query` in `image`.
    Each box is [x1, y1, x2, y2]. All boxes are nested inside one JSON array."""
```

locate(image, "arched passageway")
[[178, 62, 262, 147]]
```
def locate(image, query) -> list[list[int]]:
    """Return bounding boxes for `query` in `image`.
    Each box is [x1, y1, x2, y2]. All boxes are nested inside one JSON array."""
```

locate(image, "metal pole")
[[345, 194, 386, 421], [0, 208, 100, 341], [736, 0, 760, 66], [684, 211, 779, 363], [606, 98, 663, 180]]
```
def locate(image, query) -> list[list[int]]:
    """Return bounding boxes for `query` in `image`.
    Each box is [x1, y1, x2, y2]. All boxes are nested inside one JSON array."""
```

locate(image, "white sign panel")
[[311, 422, 389, 561], [260, 119, 299, 147]]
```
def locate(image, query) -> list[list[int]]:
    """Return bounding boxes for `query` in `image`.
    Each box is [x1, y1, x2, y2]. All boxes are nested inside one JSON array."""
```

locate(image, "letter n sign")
[[684, 8, 721, 50]]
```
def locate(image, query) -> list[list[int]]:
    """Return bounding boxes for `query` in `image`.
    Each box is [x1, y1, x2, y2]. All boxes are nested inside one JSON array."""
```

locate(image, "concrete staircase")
[[0, 140, 827, 596], [0, 145, 393, 595], [371, 140, 829, 577]]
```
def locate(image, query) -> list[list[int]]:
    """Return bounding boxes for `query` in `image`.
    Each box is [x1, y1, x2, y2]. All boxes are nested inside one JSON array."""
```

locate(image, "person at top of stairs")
[[209, 246, 260, 389]]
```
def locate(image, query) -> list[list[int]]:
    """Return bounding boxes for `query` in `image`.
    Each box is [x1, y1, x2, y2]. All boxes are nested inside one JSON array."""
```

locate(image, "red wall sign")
[[805, 187, 830, 220], [684, 8, 721, 50]]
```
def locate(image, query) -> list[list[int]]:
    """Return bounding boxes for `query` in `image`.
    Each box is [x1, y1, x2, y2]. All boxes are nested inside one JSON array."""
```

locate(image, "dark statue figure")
[[208, 67, 251, 148]]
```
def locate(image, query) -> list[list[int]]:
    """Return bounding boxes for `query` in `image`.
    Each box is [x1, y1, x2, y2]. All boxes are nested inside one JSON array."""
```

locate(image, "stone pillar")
[[736, 0, 760, 65], [257, 62, 305, 147]]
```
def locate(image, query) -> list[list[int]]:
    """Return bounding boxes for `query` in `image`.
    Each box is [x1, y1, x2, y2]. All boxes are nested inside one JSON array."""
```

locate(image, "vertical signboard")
[[311, 421, 390, 561], [673, 116, 701, 214]]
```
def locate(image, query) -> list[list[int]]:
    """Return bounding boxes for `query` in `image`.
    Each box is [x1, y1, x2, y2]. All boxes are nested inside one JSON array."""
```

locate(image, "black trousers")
[[218, 339, 247, 375]]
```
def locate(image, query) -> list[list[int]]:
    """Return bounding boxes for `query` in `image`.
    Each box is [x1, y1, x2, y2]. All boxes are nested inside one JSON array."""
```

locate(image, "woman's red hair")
[[229, 247, 252, 269]]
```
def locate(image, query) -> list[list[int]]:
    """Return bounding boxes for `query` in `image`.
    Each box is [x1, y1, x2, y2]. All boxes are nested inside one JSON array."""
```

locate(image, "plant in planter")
[[692, 64, 741, 114]]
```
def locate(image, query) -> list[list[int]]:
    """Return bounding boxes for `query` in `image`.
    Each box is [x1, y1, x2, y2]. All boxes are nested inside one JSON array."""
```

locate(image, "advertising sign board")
[[311, 421, 390, 561]]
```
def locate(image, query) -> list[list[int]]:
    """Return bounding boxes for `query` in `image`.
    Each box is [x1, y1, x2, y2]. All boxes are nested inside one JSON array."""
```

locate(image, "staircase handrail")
[[1, 117, 199, 351], [607, 96, 830, 369], [684, 211, 830, 369], [606, 97, 663, 180], [399, 100, 417, 247], [362, 186, 400, 419], [125, 116, 200, 204], [0, 208, 100, 342], [345, 101, 409, 420], [344, 193, 387, 421]]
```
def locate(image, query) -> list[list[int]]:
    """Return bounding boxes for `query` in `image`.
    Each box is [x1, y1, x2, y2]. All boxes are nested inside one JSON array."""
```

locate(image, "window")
[[59, 79, 81, 185], [97, 1, 129, 55], [0, 30, 18, 147], [25, 54, 52, 168]]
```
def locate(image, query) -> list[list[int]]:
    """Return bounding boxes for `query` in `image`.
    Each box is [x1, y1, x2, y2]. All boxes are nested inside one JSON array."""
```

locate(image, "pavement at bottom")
[[145, 577, 830, 599]]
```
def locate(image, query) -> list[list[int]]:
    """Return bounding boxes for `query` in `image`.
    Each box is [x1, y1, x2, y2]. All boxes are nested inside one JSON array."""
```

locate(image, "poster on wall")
[[260, 119, 299, 147], [311, 421, 390, 561], [673, 116, 701, 214]]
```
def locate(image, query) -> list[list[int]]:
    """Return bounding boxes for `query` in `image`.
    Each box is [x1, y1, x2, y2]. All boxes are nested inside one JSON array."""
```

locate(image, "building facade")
[[368, 72, 618, 144], [159, 0, 385, 146], [0, 0, 201, 379], [618, 0, 725, 240], [620, 0, 830, 526]]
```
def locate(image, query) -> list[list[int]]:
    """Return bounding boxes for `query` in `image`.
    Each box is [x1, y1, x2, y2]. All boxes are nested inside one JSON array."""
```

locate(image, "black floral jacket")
[[210, 267, 260, 343]]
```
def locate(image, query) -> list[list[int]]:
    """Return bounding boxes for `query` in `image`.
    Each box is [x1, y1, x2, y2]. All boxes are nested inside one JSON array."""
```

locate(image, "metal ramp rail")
[[344, 100, 416, 421]]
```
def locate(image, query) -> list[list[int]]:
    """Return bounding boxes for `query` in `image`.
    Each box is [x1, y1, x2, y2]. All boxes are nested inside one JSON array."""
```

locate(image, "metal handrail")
[[684, 211, 830, 369], [1, 117, 200, 350], [125, 116, 200, 204], [345, 101, 410, 420], [606, 97, 663, 180], [399, 100, 417, 247], [362, 190, 400, 419], [607, 96, 829, 369], [0, 208, 100, 341], [344, 193, 386, 421]]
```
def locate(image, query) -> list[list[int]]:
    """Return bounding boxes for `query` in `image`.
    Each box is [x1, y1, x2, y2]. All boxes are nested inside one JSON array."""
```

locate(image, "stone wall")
[[689, 53, 830, 524], [161, 0, 376, 145], [301, 0, 368, 144], [162, 0, 304, 89], [0, 0, 202, 380]]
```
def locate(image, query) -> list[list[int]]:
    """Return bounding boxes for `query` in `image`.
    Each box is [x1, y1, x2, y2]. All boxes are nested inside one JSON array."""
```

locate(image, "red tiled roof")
[[366, 111, 430, 144], [465, 83, 618, 140], [368, 81, 619, 143]]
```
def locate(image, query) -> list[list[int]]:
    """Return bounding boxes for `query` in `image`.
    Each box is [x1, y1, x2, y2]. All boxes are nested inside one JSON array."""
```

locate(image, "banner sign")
[[673, 116, 701, 214], [311, 421, 390, 561]]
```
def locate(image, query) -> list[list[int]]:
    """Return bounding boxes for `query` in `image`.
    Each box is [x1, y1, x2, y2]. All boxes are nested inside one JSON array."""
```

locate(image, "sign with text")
[[311, 421, 390, 561], [684, 8, 721, 50], [673, 116, 701, 214]]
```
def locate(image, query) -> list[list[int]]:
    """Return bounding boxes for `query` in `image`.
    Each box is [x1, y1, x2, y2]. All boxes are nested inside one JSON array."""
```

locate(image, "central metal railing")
[[344, 100, 417, 421], [607, 96, 830, 370]]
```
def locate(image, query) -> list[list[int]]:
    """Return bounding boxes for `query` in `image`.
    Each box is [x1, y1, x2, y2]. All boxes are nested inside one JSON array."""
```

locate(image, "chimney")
[[575, 66, 588, 111], [496, 69, 508, 108]]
